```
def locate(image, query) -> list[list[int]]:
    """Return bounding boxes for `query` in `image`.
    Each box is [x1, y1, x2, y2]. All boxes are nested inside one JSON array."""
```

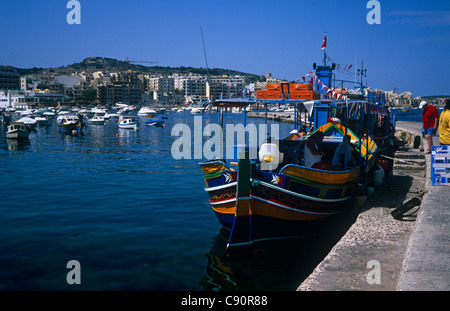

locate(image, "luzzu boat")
[[56, 114, 83, 133], [199, 62, 394, 249]]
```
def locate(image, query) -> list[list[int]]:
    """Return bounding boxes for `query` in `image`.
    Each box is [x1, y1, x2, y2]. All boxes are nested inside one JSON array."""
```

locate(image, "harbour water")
[[0, 107, 425, 291]]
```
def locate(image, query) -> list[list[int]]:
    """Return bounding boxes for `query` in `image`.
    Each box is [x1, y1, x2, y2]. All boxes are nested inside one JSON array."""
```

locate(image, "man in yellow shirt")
[[439, 99, 450, 145]]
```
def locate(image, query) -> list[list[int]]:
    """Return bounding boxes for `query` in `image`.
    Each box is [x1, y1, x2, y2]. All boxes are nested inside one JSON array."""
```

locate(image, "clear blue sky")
[[1, 0, 449, 97]]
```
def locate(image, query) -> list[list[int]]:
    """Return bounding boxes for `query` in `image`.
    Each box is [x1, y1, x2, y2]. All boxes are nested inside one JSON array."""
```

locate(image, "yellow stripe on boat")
[[199, 161, 228, 175], [280, 165, 360, 185]]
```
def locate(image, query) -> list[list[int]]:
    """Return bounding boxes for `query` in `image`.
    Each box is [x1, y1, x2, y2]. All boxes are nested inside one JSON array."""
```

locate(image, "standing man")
[[439, 99, 450, 146], [420, 101, 439, 154]]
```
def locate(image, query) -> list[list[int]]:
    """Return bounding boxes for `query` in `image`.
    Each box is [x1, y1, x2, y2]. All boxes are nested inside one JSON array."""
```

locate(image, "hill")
[[15, 56, 264, 83]]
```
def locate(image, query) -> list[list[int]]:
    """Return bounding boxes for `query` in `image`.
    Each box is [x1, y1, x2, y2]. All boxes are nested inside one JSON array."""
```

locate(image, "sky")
[[0, 0, 449, 97]]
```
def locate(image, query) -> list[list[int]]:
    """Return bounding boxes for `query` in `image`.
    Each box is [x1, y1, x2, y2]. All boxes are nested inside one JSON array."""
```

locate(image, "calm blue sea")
[[0, 107, 424, 291]]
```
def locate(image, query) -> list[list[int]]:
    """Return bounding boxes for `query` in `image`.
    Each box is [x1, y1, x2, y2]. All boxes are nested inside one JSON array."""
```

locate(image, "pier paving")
[[297, 121, 450, 291]]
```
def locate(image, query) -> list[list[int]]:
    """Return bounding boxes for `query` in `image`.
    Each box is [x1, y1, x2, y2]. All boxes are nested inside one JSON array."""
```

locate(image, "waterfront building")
[[97, 81, 142, 106], [29, 90, 65, 107], [0, 66, 20, 90], [206, 75, 246, 100], [20, 77, 36, 91], [183, 76, 206, 103], [148, 75, 175, 94], [0, 91, 27, 109], [0, 90, 61, 109], [152, 91, 183, 106]]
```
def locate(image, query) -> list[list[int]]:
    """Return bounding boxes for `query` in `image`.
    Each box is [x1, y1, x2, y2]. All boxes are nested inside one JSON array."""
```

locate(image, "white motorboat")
[[35, 115, 51, 126], [42, 109, 56, 118], [190, 107, 202, 114], [118, 117, 138, 129], [17, 116, 37, 129], [91, 107, 107, 116], [138, 107, 157, 116], [88, 115, 106, 125], [6, 122, 29, 140], [104, 112, 119, 119]]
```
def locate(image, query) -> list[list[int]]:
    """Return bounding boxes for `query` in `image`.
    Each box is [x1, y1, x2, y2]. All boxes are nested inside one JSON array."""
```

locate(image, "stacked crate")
[[256, 84, 320, 100]]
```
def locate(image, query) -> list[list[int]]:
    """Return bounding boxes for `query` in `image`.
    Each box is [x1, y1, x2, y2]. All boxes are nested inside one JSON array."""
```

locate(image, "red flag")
[[321, 32, 327, 50]]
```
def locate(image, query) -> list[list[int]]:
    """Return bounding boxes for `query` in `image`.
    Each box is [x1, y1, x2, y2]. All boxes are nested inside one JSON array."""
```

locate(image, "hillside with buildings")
[[1, 57, 265, 108], [1, 58, 448, 109]]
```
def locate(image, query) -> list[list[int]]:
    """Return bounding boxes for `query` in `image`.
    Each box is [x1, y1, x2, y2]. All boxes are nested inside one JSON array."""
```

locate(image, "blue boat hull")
[[56, 121, 82, 133]]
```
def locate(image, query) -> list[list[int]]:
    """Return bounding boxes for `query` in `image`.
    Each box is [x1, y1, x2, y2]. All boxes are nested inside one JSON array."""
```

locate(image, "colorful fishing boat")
[[199, 60, 395, 249], [56, 114, 83, 133]]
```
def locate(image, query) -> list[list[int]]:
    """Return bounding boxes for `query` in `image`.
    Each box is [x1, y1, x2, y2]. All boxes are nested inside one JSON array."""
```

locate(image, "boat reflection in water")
[[201, 205, 358, 291]]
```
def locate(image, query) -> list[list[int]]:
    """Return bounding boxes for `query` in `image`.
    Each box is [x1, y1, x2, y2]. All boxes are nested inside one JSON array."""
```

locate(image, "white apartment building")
[[0, 90, 35, 109], [148, 75, 175, 94]]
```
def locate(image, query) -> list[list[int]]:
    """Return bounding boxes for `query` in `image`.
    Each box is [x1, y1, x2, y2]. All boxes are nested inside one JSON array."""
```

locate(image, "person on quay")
[[439, 99, 450, 146], [420, 100, 439, 154]]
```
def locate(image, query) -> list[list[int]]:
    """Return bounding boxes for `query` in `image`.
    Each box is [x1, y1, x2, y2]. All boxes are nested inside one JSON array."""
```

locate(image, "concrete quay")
[[297, 121, 450, 291], [395, 122, 450, 291]]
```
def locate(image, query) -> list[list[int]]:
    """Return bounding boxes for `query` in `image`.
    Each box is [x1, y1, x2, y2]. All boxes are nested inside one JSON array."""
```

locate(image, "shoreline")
[[297, 121, 450, 291]]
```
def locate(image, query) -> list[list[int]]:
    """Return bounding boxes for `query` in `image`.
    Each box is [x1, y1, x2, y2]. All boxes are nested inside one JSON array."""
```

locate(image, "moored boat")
[[138, 107, 157, 117], [6, 122, 30, 140], [35, 115, 51, 126], [56, 114, 83, 133], [88, 115, 106, 125], [145, 119, 165, 127], [17, 116, 37, 130], [118, 116, 138, 129], [198, 59, 395, 249]]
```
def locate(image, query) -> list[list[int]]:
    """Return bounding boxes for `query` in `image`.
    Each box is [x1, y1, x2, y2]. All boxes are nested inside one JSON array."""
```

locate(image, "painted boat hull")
[[119, 122, 137, 129], [6, 129, 29, 140], [6, 123, 30, 140], [200, 159, 359, 245], [56, 120, 82, 133]]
